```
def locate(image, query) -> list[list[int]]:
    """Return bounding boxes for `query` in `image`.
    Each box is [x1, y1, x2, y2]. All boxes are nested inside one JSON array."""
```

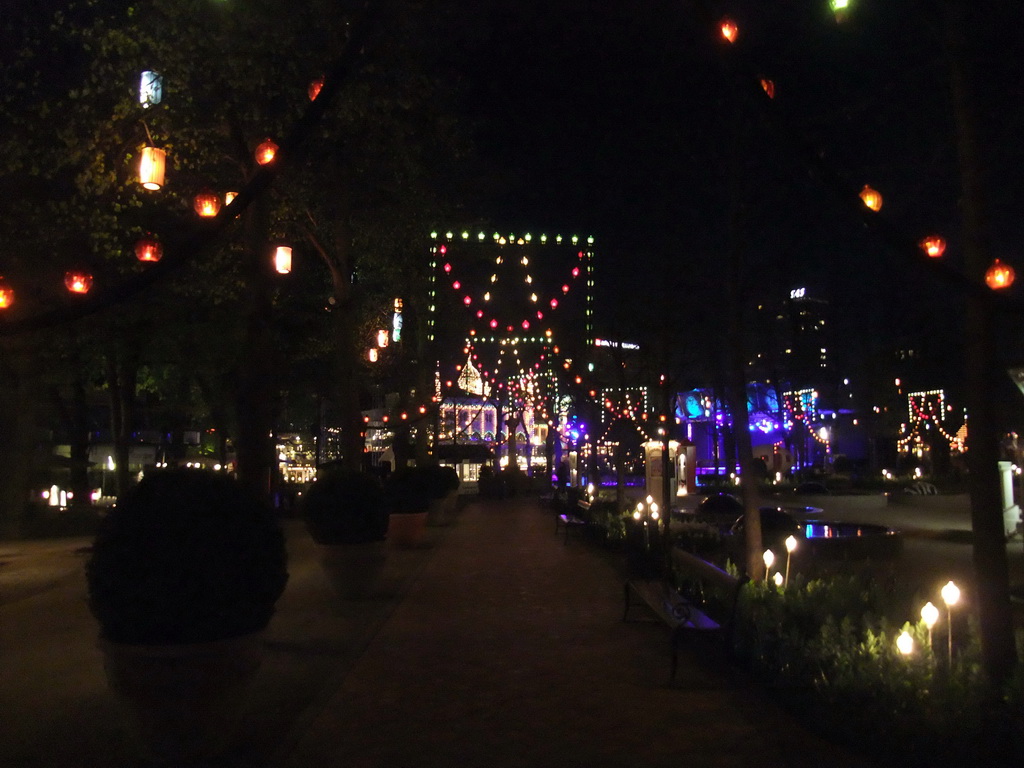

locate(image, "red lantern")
[[859, 185, 882, 212], [193, 190, 221, 217], [720, 18, 738, 43], [760, 78, 776, 99], [308, 77, 324, 101], [135, 236, 163, 263], [0, 276, 14, 309], [919, 236, 946, 258], [255, 138, 278, 165], [64, 271, 93, 294], [985, 259, 1015, 290]]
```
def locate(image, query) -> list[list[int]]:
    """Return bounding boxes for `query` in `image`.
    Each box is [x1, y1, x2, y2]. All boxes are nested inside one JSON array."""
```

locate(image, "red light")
[[452, 281, 460, 289], [507, 325, 514, 332], [536, 311, 543, 319], [464, 295, 472, 305], [439, 245, 447, 254], [476, 310, 484, 318], [490, 319, 498, 328], [572, 267, 580, 277], [522, 320, 530, 329], [443, 263, 452, 272], [550, 299, 558, 308], [64, 271, 93, 294], [919, 236, 946, 258], [562, 285, 569, 293], [760, 78, 775, 99]]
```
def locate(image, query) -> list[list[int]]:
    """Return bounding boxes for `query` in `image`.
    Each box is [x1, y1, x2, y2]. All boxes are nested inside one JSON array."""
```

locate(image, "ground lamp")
[[0, 277, 13, 309], [985, 259, 1015, 290], [941, 580, 960, 665], [920, 601, 939, 649], [138, 146, 166, 190], [896, 630, 914, 656], [134, 236, 162, 263], [762, 549, 775, 581], [64, 271, 93, 294], [193, 190, 221, 218], [784, 535, 798, 587]]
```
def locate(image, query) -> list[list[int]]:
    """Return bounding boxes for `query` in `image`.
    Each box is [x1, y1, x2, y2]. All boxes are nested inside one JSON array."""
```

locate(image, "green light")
[[830, 0, 849, 10]]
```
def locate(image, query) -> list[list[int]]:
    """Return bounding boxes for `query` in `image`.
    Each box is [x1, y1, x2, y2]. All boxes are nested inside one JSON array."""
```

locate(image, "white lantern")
[[273, 246, 292, 275]]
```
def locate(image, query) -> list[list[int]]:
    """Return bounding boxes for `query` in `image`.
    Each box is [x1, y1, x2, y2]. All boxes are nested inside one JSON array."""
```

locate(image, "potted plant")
[[384, 465, 432, 548], [301, 467, 390, 600], [422, 464, 461, 526], [85, 469, 288, 766]]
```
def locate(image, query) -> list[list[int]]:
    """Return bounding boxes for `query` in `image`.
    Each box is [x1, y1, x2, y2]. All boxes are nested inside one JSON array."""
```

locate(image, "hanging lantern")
[[225, 191, 238, 206], [376, 329, 389, 347], [985, 259, 1015, 290], [0, 277, 14, 309], [139, 70, 163, 108], [720, 18, 738, 43], [859, 184, 882, 211], [64, 271, 93, 294], [193, 190, 221, 217], [760, 78, 776, 99], [830, 0, 850, 22], [308, 77, 324, 101], [138, 146, 166, 190], [255, 138, 278, 165], [134, 236, 163, 263], [272, 245, 292, 274], [919, 236, 946, 258], [368, 348, 379, 363]]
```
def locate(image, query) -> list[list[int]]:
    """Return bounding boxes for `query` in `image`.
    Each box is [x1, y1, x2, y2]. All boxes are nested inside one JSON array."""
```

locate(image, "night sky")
[[443, 0, 1024, 407]]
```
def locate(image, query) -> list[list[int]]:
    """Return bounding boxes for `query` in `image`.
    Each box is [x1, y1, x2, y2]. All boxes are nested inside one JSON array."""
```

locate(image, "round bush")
[[302, 470, 389, 544], [86, 470, 288, 645]]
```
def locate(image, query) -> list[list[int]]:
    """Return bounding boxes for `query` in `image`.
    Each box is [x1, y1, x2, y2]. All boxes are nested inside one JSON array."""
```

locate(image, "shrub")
[[386, 465, 433, 513], [86, 469, 288, 645], [301, 469, 389, 545]]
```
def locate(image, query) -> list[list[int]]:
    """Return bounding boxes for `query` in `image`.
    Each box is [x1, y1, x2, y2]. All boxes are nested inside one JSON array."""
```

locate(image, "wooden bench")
[[554, 511, 587, 544], [623, 548, 747, 680]]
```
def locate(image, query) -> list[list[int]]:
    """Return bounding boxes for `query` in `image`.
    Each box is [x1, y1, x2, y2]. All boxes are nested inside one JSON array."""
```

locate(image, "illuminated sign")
[[790, 287, 806, 300], [594, 338, 640, 351]]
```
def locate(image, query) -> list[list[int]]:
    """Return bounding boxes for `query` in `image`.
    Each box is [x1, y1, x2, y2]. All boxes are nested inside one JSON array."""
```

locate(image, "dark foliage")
[[301, 469, 389, 545], [86, 469, 288, 645]]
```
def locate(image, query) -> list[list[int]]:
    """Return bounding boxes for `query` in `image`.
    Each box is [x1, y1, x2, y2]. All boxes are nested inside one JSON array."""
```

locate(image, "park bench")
[[623, 548, 747, 680], [554, 495, 589, 544]]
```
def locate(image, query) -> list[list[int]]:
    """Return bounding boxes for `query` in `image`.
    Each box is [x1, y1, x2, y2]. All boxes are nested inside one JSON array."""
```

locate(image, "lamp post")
[[941, 580, 961, 665], [921, 601, 939, 650], [896, 630, 914, 656], [784, 534, 798, 587], [762, 548, 775, 581]]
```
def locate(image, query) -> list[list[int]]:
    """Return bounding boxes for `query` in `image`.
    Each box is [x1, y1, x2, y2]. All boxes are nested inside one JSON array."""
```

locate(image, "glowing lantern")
[[138, 146, 166, 190], [572, 267, 580, 277], [443, 263, 452, 273], [720, 18, 738, 43], [490, 319, 498, 329], [550, 299, 558, 308], [134, 236, 163, 263], [562, 284, 570, 293], [760, 78, 776, 99], [193, 190, 221, 217], [308, 77, 324, 101], [831, 0, 850, 22], [255, 138, 278, 165], [139, 70, 163, 108], [985, 259, 1015, 290], [919, 236, 946, 258], [368, 348, 378, 362], [463, 296, 472, 305], [376, 329, 389, 347], [64, 271, 93, 294], [0, 277, 14, 309], [273, 245, 292, 274], [859, 185, 882, 211], [225, 191, 238, 206], [452, 281, 461, 290], [522, 320, 530, 330]]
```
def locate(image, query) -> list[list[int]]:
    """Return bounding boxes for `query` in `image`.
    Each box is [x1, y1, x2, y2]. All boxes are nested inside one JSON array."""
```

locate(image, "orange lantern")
[[760, 78, 776, 99], [134, 236, 163, 262], [985, 259, 1015, 290], [273, 245, 292, 274], [919, 236, 946, 258], [308, 77, 324, 101], [138, 146, 166, 190], [225, 191, 238, 206], [255, 138, 278, 165], [64, 271, 93, 294], [859, 184, 882, 211], [0, 276, 14, 309], [720, 18, 738, 43], [193, 190, 221, 217]]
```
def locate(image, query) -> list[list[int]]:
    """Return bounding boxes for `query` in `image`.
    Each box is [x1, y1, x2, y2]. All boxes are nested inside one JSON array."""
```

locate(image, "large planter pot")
[[99, 632, 263, 766], [427, 490, 459, 527], [319, 540, 388, 600], [387, 511, 429, 548]]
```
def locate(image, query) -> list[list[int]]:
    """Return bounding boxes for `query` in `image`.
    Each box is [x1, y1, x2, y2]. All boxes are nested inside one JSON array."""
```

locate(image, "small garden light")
[[941, 580, 961, 665], [773, 572, 783, 588], [896, 630, 914, 656], [763, 549, 775, 580], [784, 535, 798, 587], [920, 601, 939, 648]]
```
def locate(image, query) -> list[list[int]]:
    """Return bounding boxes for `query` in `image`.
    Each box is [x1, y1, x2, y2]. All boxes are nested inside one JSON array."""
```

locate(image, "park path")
[[281, 495, 883, 768]]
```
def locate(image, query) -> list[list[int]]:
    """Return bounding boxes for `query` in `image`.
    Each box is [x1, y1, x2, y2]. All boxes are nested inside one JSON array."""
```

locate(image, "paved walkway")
[[280, 496, 883, 768]]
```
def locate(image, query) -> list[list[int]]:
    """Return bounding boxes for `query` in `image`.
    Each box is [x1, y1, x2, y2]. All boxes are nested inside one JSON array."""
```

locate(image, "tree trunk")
[[945, 0, 1017, 684], [0, 339, 40, 538]]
